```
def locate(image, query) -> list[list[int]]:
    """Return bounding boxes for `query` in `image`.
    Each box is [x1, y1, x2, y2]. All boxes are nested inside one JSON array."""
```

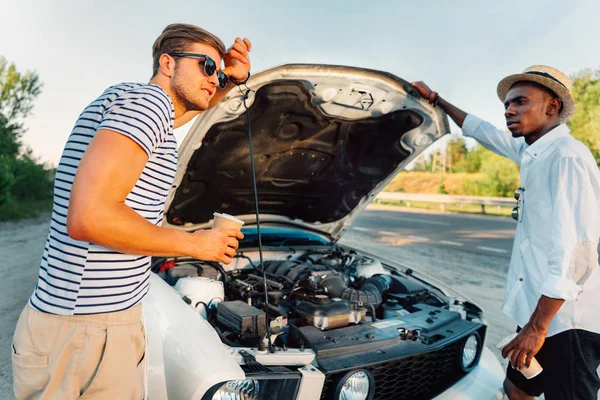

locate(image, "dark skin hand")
[[502, 296, 564, 370], [411, 81, 468, 127]]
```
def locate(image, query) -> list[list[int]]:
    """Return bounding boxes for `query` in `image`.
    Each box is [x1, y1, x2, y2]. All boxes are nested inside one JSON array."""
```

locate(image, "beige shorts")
[[12, 303, 146, 400]]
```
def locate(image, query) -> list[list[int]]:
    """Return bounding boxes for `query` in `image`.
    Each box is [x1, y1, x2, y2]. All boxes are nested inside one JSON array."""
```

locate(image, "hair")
[[512, 81, 564, 114], [151, 24, 226, 77]]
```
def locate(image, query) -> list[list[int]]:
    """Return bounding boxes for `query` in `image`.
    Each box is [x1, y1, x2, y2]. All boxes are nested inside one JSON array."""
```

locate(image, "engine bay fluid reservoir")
[[381, 299, 409, 319], [174, 277, 225, 318], [296, 300, 366, 330]]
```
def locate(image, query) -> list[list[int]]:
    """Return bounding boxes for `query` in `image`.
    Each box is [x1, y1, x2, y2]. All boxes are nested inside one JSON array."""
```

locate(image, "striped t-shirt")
[[29, 82, 176, 315]]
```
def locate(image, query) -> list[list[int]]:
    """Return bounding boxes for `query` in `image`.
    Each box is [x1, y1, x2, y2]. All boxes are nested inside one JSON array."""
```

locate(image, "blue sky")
[[2, 0, 599, 165]]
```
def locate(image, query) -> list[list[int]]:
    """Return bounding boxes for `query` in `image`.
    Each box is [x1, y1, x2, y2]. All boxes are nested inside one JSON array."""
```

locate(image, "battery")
[[217, 300, 266, 339]]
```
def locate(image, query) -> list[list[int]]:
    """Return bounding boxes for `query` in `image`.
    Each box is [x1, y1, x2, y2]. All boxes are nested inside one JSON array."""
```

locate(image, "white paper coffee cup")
[[496, 333, 543, 379], [212, 212, 244, 230]]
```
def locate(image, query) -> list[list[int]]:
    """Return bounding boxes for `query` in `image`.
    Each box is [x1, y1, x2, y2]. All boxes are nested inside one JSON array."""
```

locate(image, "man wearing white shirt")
[[412, 66, 600, 400]]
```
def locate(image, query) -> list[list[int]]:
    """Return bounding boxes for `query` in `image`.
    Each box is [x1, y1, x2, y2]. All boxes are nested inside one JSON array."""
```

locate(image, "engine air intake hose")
[[320, 273, 428, 309], [320, 275, 383, 308], [364, 274, 429, 296]]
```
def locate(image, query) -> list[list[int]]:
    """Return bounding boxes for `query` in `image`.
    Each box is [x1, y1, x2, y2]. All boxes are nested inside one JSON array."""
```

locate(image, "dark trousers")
[[506, 328, 600, 399]]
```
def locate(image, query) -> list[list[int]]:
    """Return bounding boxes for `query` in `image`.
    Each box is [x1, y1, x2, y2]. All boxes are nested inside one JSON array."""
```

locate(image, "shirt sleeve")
[[98, 86, 173, 156], [461, 114, 528, 165], [541, 156, 599, 301]]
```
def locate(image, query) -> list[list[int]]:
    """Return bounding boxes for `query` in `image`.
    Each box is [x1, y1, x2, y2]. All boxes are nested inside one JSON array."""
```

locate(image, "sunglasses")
[[168, 52, 228, 89], [512, 187, 525, 222]]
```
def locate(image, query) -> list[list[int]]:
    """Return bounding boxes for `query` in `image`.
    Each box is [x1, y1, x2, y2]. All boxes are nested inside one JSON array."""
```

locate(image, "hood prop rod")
[[241, 86, 274, 353]]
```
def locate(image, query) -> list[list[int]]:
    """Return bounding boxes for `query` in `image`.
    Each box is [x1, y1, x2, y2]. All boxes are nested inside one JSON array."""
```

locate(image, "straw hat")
[[497, 65, 576, 123]]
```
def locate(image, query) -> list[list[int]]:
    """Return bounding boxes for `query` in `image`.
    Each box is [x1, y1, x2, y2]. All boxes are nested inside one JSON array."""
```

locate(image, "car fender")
[[143, 273, 245, 399]]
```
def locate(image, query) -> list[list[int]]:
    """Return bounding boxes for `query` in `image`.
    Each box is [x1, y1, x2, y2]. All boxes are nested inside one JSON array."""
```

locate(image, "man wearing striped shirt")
[[12, 24, 251, 399]]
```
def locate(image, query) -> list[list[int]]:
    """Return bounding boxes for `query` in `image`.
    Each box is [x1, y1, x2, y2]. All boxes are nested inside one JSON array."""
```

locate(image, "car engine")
[[152, 247, 467, 351]]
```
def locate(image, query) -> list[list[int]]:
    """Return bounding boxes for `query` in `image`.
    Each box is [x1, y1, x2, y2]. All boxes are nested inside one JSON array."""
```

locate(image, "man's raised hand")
[[411, 81, 434, 102], [223, 37, 252, 82]]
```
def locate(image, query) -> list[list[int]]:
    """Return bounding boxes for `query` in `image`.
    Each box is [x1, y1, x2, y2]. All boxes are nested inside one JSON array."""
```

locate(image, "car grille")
[[320, 339, 466, 400]]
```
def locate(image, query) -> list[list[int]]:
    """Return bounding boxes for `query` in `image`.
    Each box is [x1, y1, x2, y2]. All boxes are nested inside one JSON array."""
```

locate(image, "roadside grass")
[[386, 172, 486, 195], [374, 199, 514, 217], [0, 198, 53, 221]]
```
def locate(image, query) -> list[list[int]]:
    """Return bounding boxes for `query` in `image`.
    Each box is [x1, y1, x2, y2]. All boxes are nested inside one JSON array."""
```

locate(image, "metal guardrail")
[[375, 192, 515, 214]]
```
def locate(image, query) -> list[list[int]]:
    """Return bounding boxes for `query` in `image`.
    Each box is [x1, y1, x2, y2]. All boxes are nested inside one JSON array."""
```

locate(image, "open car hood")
[[163, 64, 450, 242]]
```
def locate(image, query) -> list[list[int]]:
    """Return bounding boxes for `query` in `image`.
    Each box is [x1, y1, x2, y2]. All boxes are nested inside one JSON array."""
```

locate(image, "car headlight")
[[460, 332, 481, 372], [206, 375, 301, 400], [211, 379, 260, 400], [335, 369, 374, 400]]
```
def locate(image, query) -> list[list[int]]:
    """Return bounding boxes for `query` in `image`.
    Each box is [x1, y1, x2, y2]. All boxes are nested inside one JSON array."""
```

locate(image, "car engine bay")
[[152, 245, 485, 363]]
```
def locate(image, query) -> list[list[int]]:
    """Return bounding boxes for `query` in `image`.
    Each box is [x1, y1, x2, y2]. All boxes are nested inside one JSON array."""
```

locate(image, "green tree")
[[568, 69, 600, 167], [463, 146, 483, 173], [478, 150, 520, 197], [0, 154, 15, 205], [0, 56, 52, 220], [447, 137, 468, 172], [0, 56, 42, 157]]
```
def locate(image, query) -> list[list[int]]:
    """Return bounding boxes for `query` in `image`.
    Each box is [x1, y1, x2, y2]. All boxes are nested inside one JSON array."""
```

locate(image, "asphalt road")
[[350, 205, 516, 256]]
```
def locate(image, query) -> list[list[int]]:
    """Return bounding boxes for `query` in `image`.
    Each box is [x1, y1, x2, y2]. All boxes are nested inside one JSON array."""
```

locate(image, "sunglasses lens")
[[512, 207, 519, 221], [218, 72, 228, 89], [514, 187, 524, 201], [203, 57, 216, 76]]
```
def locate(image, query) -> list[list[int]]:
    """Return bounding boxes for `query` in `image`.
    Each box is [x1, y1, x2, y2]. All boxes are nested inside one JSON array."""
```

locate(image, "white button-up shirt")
[[462, 114, 600, 337]]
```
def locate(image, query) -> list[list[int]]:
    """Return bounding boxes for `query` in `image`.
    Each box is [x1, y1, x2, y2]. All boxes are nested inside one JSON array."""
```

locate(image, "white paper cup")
[[496, 333, 543, 379], [212, 212, 244, 231]]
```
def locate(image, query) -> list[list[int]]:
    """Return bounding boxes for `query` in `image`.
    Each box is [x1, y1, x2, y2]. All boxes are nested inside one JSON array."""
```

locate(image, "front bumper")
[[432, 346, 505, 400], [292, 346, 504, 400]]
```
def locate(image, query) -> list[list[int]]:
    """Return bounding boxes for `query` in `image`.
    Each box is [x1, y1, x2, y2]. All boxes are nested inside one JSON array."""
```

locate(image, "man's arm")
[[411, 81, 526, 164], [67, 130, 242, 263]]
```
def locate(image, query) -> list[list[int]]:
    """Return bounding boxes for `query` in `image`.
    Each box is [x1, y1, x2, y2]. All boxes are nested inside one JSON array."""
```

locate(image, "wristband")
[[429, 91, 439, 107], [230, 72, 250, 86]]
